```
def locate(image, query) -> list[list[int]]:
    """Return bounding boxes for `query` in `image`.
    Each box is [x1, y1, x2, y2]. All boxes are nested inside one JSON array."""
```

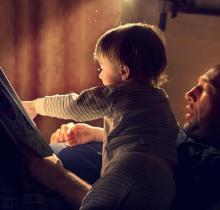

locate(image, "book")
[[0, 67, 54, 157]]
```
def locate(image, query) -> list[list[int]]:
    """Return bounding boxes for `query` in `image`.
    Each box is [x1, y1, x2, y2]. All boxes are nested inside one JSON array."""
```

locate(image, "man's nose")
[[185, 87, 197, 103]]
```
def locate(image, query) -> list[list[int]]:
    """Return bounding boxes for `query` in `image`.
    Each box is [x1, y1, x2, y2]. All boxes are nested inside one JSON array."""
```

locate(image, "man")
[[174, 64, 220, 210]]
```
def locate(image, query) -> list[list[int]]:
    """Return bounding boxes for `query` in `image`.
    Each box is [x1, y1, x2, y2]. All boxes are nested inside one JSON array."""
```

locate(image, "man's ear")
[[120, 65, 130, 80]]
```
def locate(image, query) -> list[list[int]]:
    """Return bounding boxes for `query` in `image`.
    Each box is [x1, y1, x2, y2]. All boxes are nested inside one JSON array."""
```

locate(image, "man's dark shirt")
[[0, 123, 73, 210], [174, 129, 220, 210]]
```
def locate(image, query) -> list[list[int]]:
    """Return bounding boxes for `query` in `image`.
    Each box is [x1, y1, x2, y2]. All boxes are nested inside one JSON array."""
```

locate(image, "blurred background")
[[0, 0, 220, 141]]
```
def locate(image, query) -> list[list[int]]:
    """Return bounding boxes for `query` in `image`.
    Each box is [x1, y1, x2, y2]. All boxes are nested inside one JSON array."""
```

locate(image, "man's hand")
[[29, 154, 66, 191], [22, 101, 38, 119], [50, 123, 103, 147]]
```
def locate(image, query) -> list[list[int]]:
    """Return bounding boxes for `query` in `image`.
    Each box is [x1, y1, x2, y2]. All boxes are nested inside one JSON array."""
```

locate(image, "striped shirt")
[[35, 82, 179, 210]]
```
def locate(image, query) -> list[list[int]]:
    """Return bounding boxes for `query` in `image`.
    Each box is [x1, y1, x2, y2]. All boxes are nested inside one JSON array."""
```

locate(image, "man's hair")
[[94, 23, 167, 87], [210, 64, 220, 91]]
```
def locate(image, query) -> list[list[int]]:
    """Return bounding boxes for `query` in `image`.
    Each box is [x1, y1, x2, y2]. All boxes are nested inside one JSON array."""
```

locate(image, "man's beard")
[[184, 116, 220, 147], [183, 118, 203, 137]]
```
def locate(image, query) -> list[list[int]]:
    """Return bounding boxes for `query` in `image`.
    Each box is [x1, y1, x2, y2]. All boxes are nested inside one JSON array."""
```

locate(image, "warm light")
[[123, 0, 134, 3]]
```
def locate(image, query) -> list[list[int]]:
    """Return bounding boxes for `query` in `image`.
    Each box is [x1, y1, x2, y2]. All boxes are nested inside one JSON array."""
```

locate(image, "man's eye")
[[97, 68, 103, 72]]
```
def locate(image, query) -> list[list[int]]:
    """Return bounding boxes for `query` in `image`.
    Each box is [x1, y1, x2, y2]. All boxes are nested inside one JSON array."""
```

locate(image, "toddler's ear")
[[120, 65, 130, 80]]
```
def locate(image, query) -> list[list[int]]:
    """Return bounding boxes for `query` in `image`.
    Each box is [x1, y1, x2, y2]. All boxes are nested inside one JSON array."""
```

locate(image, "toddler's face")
[[98, 56, 123, 86]]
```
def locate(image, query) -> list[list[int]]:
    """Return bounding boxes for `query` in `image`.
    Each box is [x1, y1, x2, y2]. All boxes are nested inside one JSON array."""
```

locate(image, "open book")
[[0, 67, 53, 157]]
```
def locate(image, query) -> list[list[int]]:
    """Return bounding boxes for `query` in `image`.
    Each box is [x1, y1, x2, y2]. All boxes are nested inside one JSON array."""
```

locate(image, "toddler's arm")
[[23, 86, 115, 122]]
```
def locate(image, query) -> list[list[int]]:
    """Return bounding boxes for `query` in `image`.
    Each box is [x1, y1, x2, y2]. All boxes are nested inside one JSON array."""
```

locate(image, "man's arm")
[[29, 154, 92, 210], [55, 169, 92, 209]]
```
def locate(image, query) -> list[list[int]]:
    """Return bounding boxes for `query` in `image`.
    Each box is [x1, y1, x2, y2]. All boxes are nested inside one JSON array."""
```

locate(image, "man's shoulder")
[[177, 129, 220, 170], [177, 129, 188, 144], [175, 130, 220, 210]]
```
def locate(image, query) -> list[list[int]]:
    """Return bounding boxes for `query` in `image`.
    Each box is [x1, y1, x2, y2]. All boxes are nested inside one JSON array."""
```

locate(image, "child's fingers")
[[65, 127, 77, 140], [60, 124, 69, 133], [50, 129, 61, 144], [66, 139, 78, 147], [66, 127, 72, 135], [60, 124, 73, 142], [64, 128, 72, 140], [50, 124, 76, 144], [50, 129, 65, 143], [58, 130, 66, 143], [66, 130, 79, 147]]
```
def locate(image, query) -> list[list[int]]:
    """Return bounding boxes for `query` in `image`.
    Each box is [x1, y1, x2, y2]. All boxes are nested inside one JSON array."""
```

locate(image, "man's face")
[[184, 68, 220, 133]]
